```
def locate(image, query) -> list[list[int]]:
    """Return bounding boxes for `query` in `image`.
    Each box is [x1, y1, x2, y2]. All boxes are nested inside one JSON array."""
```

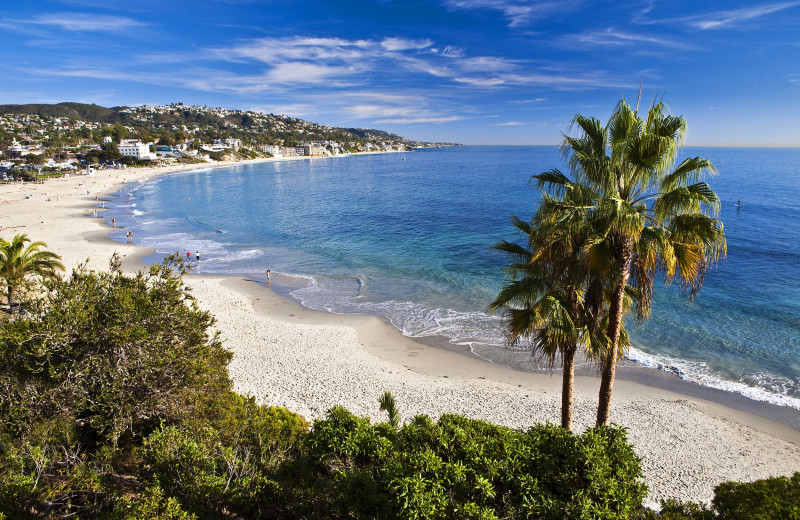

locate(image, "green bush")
[[141, 400, 308, 520], [209, 393, 309, 467], [0, 254, 232, 446], [0, 447, 39, 518], [113, 485, 196, 520], [633, 472, 800, 519], [303, 408, 648, 520], [712, 472, 800, 520]]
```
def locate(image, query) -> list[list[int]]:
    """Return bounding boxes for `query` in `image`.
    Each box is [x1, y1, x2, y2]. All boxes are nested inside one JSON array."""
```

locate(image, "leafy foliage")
[[0, 254, 231, 445], [633, 472, 800, 519], [304, 407, 647, 519], [712, 472, 800, 520]]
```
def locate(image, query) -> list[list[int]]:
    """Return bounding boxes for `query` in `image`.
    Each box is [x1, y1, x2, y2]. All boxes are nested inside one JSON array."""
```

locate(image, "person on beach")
[[112, 218, 116, 228], [195, 251, 200, 261], [187, 251, 191, 261], [125, 230, 130, 243], [266, 269, 271, 288]]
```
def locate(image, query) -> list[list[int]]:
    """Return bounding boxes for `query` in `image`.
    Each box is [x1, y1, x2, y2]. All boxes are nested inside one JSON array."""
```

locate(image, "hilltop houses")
[[0, 102, 442, 180]]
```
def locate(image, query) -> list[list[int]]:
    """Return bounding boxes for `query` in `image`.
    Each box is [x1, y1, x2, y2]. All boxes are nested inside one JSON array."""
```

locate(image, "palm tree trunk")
[[561, 345, 576, 431], [597, 235, 634, 426]]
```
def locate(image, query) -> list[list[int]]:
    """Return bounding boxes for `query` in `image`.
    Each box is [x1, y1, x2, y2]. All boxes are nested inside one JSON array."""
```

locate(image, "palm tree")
[[490, 204, 605, 431], [0, 234, 65, 308], [536, 97, 726, 425]]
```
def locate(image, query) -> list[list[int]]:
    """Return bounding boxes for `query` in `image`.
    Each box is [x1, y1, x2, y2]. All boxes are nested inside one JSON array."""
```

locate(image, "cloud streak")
[[570, 29, 696, 50], [12, 12, 149, 32], [636, 2, 800, 30], [441, 0, 581, 27]]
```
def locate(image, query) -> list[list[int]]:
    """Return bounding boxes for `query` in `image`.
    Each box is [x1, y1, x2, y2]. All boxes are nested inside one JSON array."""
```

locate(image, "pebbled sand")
[[2, 160, 799, 506]]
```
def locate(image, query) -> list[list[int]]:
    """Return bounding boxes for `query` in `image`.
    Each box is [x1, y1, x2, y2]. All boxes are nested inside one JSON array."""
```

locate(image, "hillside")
[[0, 102, 440, 147]]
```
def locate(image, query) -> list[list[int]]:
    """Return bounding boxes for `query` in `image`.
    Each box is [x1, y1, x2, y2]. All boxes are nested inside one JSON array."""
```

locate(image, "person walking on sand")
[[125, 230, 130, 243], [112, 218, 116, 228], [187, 251, 191, 261], [195, 251, 200, 261], [266, 269, 271, 288]]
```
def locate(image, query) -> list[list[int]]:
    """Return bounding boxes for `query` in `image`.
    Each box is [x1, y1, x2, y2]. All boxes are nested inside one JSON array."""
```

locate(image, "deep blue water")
[[107, 146, 800, 408]]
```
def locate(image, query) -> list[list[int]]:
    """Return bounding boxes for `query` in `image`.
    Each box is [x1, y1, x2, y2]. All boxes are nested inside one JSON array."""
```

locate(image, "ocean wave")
[[627, 347, 800, 409], [291, 277, 800, 409]]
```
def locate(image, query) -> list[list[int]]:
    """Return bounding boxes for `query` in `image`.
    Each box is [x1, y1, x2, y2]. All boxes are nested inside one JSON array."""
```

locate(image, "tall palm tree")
[[0, 234, 65, 308], [490, 215, 585, 431], [491, 177, 640, 431], [537, 97, 726, 425]]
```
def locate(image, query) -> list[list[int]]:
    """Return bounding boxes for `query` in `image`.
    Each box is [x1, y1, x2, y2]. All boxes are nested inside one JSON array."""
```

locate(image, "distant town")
[[0, 102, 453, 180]]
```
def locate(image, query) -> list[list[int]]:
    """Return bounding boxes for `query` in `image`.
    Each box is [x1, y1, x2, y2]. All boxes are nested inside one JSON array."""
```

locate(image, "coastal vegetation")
[[0, 249, 794, 519], [492, 97, 726, 427]]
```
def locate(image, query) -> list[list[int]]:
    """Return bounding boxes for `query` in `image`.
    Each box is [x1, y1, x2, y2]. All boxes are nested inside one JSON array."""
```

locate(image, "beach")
[[2, 159, 799, 506]]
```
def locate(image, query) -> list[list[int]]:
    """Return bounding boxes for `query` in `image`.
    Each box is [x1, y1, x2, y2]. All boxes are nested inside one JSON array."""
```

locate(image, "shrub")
[[633, 472, 800, 519], [303, 409, 648, 520], [141, 404, 307, 520], [0, 447, 39, 518], [113, 485, 196, 520], [209, 393, 309, 468], [0, 254, 232, 446], [712, 472, 800, 520]]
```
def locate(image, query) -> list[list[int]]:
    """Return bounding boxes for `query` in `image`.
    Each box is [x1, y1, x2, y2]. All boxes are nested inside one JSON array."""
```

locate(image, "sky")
[[1, 0, 799, 146]]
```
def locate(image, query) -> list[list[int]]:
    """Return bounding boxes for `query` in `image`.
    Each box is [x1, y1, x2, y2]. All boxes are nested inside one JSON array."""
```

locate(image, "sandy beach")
[[2, 158, 799, 506]]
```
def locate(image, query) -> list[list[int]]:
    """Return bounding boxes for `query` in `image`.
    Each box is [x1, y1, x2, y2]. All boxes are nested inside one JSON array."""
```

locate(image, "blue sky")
[[1, 1, 799, 145]]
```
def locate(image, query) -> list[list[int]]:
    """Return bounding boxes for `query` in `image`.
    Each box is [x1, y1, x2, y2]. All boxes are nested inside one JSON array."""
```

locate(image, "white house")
[[118, 139, 155, 160], [257, 144, 282, 157], [213, 138, 242, 151]]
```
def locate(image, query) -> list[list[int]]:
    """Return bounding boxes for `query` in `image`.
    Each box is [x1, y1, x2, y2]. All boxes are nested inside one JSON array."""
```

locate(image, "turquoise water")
[[107, 146, 800, 408]]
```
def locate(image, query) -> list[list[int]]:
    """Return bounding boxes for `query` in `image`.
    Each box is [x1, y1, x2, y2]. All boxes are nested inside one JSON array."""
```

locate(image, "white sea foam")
[[627, 347, 800, 409], [291, 277, 800, 409]]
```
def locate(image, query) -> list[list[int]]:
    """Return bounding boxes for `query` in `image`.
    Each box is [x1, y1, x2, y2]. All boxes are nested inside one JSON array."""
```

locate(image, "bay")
[[107, 146, 800, 408]]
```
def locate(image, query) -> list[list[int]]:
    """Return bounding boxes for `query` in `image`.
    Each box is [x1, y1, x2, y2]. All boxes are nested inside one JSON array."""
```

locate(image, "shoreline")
[[2, 155, 800, 504]]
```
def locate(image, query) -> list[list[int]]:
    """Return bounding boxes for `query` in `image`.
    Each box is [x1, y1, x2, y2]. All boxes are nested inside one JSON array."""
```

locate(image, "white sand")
[[2, 160, 799, 506]]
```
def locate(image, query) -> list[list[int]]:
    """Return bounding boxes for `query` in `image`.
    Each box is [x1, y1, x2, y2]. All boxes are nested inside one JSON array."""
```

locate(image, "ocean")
[[105, 146, 800, 409]]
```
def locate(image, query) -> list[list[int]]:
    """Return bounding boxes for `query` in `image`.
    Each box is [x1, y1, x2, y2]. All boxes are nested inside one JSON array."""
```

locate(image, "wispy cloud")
[[147, 35, 622, 91], [494, 121, 525, 126], [636, 2, 800, 29], [692, 2, 800, 29], [380, 37, 433, 51], [570, 29, 696, 50], [374, 115, 467, 124], [249, 103, 318, 117], [12, 12, 150, 32], [441, 0, 581, 26]]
